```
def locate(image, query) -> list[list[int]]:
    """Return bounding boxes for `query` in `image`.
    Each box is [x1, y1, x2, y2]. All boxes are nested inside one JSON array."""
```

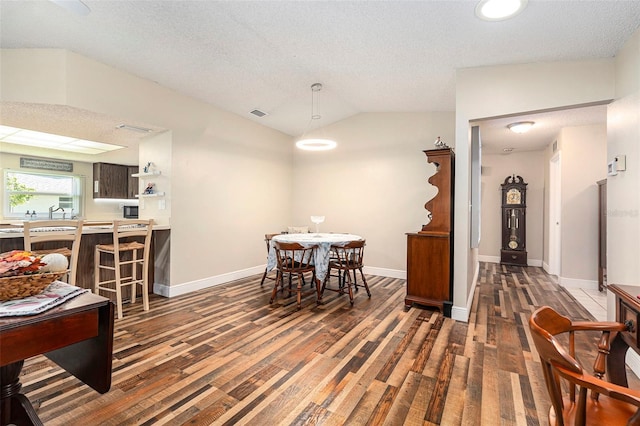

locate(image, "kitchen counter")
[[0, 220, 170, 239], [0, 222, 171, 297]]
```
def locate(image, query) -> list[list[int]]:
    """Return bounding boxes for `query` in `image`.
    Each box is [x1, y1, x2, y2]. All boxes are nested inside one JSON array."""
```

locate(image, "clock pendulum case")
[[500, 175, 527, 266]]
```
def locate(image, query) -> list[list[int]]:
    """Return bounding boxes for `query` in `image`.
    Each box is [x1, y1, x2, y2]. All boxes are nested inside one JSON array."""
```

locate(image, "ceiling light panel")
[[0, 125, 124, 154]]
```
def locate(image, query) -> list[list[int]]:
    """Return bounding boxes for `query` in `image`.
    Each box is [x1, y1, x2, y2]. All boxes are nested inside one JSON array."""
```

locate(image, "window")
[[4, 170, 83, 219]]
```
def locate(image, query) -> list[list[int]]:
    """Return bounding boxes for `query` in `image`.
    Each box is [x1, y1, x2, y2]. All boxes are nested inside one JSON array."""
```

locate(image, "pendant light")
[[295, 83, 337, 151]]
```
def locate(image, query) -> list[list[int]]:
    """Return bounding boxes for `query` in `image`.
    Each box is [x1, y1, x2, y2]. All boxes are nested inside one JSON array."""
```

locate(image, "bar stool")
[[94, 219, 153, 319], [23, 219, 84, 286]]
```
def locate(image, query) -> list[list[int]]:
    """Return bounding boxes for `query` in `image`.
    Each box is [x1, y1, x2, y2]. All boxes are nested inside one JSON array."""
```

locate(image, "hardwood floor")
[[20, 262, 638, 425]]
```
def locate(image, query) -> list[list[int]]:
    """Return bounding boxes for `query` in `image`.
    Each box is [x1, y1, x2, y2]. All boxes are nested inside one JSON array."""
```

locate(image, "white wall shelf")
[[136, 192, 165, 198], [131, 171, 162, 178]]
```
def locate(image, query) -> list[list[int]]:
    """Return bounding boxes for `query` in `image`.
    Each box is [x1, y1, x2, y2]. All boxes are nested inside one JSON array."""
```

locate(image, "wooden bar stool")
[[23, 219, 84, 287], [94, 219, 153, 319]]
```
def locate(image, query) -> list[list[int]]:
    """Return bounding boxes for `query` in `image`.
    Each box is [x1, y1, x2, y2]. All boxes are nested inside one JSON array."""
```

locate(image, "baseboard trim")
[[477, 255, 542, 267], [478, 255, 500, 264], [559, 276, 598, 290], [154, 265, 265, 298], [155, 265, 407, 298], [451, 261, 478, 323]]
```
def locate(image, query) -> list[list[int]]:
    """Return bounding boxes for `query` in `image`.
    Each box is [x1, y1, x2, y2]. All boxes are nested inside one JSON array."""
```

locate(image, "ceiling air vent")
[[250, 109, 268, 118]]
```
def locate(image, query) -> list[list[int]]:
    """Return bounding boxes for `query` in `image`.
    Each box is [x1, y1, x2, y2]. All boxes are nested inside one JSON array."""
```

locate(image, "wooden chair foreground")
[[529, 306, 640, 425]]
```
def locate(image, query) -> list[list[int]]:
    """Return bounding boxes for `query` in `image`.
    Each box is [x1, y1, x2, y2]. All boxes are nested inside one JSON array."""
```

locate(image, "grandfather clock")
[[500, 175, 527, 266]]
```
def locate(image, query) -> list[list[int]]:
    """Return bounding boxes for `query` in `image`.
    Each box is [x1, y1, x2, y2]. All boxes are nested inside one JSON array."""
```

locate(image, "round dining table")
[[266, 233, 364, 303]]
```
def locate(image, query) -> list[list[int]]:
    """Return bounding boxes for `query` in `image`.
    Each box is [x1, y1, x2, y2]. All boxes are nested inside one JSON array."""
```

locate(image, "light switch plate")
[[158, 199, 166, 210]]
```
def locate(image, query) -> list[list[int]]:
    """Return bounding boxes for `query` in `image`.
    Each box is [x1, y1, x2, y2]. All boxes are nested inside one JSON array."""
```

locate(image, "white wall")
[[557, 125, 607, 288], [455, 59, 615, 321], [291, 112, 455, 275], [479, 151, 545, 266], [608, 28, 640, 289]]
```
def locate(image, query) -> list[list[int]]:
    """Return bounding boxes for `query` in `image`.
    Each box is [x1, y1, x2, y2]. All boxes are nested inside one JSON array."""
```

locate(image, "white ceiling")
[[1, 0, 639, 154]]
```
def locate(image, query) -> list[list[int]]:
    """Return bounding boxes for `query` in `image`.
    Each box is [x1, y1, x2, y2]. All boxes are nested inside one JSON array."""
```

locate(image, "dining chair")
[[23, 219, 84, 287], [94, 219, 153, 319], [321, 239, 370, 305], [270, 241, 317, 310], [529, 306, 640, 425], [260, 233, 281, 286]]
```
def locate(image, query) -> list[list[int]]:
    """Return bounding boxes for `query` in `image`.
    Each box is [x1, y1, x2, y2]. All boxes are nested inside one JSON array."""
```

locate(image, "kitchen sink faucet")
[[49, 205, 65, 219]]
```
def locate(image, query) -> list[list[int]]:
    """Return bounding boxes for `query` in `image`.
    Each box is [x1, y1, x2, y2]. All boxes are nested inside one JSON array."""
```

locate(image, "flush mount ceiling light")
[[507, 121, 535, 134], [476, 0, 528, 21], [0, 125, 124, 154], [295, 83, 338, 151]]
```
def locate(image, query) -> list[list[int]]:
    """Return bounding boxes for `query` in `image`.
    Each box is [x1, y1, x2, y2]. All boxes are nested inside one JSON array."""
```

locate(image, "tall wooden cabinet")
[[405, 148, 454, 317]]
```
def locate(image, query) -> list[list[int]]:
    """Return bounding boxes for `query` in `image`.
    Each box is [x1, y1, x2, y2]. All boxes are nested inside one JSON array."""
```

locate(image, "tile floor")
[[564, 286, 608, 321]]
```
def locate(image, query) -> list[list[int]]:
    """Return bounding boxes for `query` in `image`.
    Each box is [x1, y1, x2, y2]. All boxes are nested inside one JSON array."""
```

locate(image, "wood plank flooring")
[[19, 262, 639, 425]]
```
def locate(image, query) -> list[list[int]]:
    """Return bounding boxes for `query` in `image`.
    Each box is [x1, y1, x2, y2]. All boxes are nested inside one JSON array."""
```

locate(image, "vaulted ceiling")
[[1, 1, 639, 154]]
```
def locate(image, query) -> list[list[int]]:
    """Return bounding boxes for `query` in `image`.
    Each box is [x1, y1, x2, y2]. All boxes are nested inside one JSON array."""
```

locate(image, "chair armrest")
[[556, 363, 640, 407], [570, 321, 629, 333]]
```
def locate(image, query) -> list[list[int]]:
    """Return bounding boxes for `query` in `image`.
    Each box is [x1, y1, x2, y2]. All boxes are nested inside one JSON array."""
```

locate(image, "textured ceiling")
[[1, 0, 639, 154]]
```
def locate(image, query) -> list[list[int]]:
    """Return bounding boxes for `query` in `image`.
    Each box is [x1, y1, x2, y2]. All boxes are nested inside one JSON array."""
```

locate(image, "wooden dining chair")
[[260, 233, 281, 286], [529, 306, 640, 425], [321, 239, 370, 305], [23, 219, 84, 287], [94, 219, 153, 319], [270, 241, 317, 310]]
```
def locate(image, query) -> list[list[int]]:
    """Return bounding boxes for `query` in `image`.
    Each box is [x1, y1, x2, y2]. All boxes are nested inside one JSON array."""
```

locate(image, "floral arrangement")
[[0, 250, 46, 277]]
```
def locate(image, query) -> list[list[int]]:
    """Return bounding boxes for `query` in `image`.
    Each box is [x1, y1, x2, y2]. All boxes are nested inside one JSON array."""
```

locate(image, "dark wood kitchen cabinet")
[[127, 166, 139, 200], [93, 163, 136, 199]]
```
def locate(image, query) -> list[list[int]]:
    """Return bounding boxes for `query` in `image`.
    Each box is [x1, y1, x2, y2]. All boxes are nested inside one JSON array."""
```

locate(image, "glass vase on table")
[[310, 216, 325, 237]]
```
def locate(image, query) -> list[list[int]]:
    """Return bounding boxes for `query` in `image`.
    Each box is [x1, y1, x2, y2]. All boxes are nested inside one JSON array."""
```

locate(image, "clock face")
[[507, 188, 521, 205], [508, 240, 518, 249]]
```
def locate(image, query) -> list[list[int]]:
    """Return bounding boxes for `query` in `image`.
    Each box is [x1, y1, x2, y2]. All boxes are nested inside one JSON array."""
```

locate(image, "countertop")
[[0, 220, 170, 239]]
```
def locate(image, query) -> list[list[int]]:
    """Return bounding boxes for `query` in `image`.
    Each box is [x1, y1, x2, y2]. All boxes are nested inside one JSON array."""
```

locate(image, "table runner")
[[0, 281, 88, 317]]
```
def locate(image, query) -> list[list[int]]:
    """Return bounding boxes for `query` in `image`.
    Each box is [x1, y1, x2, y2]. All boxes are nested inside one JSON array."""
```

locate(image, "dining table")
[[0, 291, 114, 426], [266, 232, 364, 303]]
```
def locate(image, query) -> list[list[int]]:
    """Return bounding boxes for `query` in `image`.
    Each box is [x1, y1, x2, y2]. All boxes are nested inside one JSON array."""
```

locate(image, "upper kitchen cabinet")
[[127, 166, 139, 200], [93, 162, 130, 199]]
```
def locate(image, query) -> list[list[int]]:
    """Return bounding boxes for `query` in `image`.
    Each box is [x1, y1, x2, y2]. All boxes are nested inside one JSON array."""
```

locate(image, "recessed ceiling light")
[[476, 0, 528, 21], [503, 147, 514, 153], [507, 121, 535, 134]]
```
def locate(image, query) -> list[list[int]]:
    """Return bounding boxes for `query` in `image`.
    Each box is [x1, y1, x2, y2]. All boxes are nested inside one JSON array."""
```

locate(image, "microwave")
[[123, 205, 139, 219]]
